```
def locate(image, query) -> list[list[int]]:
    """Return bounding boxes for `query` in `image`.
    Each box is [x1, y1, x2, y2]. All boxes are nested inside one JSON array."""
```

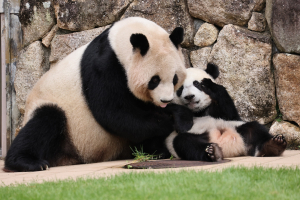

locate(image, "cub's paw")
[[198, 79, 220, 97], [272, 134, 287, 146], [270, 134, 287, 154], [258, 134, 287, 157], [205, 143, 223, 162]]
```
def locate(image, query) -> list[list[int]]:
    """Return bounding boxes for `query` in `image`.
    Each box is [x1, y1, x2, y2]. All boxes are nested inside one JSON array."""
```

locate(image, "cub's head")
[[109, 17, 186, 108], [174, 64, 219, 112]]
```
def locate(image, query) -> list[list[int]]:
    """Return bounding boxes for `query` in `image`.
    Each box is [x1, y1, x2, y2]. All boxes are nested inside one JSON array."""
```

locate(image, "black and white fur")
[[4, 17, 191, 172], [166, 64, 287, 161]]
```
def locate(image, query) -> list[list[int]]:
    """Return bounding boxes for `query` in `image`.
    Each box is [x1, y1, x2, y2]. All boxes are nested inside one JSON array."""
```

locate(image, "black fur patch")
[[4, 105, 80, 172], [205, 63, 219, 79], [148, 75, 161, 90], [140, 136, 171, 159], [130, 33, 149, 56], [193, 81, 201, 89], [169, 27, 184, 49]]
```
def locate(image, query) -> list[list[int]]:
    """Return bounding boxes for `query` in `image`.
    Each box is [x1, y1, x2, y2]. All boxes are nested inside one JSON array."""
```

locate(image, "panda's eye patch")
[[193, 81, 201, 89], [173, 74, 178, 85], [148, 75, 161, 90], [176, 86, 183, 97]]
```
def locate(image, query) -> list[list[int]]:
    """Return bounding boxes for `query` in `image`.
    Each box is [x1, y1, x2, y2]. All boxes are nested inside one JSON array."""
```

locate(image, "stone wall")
[[14, 0, 300, 148]]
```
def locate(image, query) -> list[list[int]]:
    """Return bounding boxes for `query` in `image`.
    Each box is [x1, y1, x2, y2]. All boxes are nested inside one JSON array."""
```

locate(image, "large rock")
[[187, 0, 265, 27], [190, 47, 212, 69], [270, 121, 300, 149], [19, 0, 56, 47], [194, 23, 219, 47], [209, 25, 276, 124], [14, 41, 50, 114], [50, 26, 109, 65], [266, 0, 300, 54], [54, 0, 132, 31], [122, 0, 194, 47], [273, 53, 300, 126]]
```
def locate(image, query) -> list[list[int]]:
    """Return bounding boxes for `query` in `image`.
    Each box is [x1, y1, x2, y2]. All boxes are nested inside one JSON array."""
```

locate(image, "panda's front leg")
[[165, 103, 194, 133], [198, 78, 241, 121], [171, 133, 223, 162]]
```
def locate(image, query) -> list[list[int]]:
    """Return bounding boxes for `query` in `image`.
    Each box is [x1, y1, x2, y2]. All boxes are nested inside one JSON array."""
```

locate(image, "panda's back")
[[24, 43, 128, 163]]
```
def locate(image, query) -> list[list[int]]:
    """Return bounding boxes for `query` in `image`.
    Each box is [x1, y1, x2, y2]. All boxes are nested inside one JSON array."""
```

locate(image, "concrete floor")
[[1, 150, 300, 186]]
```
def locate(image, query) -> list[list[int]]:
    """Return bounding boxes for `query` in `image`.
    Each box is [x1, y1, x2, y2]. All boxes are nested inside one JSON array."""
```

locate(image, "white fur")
[[165, 132, 180, 159], [188, 117, 245, 134]]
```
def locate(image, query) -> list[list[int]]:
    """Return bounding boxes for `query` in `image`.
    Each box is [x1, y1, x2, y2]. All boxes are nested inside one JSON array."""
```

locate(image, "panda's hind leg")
[[4, 104, 79, 172], [173, 133, 223, 162], [256, 134, 287, 157], [236, 121, 287, 157]]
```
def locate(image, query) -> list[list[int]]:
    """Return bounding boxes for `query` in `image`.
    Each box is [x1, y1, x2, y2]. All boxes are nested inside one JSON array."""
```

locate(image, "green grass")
[[130, 146, 162, 163], [1, 167, 300, 200]]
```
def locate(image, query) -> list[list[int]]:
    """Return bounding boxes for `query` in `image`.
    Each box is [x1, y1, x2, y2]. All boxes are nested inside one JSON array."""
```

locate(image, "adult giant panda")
[[166, 64, 287, 161], [4, 17, 191, 172]]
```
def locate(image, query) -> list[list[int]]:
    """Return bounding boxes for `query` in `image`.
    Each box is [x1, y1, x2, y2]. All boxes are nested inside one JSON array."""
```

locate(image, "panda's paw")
[[270, 134, 287, 154], [272, 134, 287, 145], [27, 160, 50, 171], [258, 135, 287, 157], [205, 143, 223, 162], [200, 79, 219, 96]]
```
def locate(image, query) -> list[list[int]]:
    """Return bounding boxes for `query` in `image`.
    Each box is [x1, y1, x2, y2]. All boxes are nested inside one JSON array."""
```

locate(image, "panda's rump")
[[209, 127, 247, 158]]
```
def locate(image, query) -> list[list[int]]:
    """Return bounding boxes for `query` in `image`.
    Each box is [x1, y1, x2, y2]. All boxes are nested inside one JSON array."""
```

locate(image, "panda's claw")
[[205, 143, 223, 162], [272, 134, 285, 145]]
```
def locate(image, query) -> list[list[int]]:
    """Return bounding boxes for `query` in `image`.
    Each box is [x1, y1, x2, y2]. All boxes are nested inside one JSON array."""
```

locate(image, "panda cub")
[[166, 64, 287, 161]]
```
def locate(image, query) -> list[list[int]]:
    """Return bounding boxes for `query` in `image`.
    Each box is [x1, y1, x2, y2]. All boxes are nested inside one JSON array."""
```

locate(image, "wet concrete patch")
[[124, 159, 231, 169]]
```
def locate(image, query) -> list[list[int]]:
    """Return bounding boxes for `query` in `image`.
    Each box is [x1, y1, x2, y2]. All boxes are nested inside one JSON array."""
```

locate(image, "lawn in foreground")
[[1, 167, 299, 200]]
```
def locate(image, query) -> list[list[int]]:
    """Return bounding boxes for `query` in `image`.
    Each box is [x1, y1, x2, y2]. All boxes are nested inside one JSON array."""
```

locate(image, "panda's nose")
[[184, 95, 195, 100], [161, 99, 173, 103]]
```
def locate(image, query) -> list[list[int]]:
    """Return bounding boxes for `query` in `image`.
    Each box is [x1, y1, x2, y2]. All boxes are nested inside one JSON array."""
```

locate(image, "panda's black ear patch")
[[205, 63, 220, 79], [130, 33, 149, 56], [169, 27, 184, 49]]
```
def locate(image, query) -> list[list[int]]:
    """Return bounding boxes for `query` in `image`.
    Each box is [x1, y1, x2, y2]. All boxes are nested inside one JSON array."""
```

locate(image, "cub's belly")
[[209, 128, 247, 158]]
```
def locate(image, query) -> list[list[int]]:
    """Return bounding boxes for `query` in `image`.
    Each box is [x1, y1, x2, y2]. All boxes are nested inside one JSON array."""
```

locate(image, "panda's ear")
[[205, 63, 219, 79], [130, 33, 149, 56], [169, 27, 184, 49]]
